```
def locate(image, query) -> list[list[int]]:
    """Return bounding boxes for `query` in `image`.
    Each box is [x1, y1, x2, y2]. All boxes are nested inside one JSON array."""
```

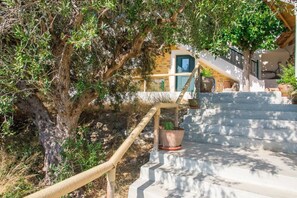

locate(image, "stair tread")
[[185, 123, 297, 132], [153, 141, 297, 179], [199, 103, 297, 111], [183, 117, 297, 128], [129, 178, 201, 198], [183, 126, 297, 143], [186, 109, 297, 121], [130, 173, 297, 198], [190, 108, 297, 113]]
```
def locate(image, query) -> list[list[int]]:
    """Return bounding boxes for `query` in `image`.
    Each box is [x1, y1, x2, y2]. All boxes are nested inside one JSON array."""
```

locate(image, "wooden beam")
[[267, 1, 293, 31], [281, 31, 295, 48]]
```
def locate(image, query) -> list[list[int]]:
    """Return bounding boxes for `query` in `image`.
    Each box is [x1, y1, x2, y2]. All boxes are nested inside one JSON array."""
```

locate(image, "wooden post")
[[153, 108, 161, 150], [175, 107, 179, 128], [196, 66, 201, 98], [143, 80, 147, 92], [106, 168, 116, 198]]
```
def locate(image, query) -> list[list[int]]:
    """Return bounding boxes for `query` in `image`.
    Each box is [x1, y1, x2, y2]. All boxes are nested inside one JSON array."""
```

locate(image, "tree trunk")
[[16, 93, 82, 184], [242, 50, 252, 92]]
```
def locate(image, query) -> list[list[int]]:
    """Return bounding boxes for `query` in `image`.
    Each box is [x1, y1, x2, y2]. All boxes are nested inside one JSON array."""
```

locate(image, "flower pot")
[[159, 128, 184, 150], [200, 77, 214, 92], [291, 90, 297, 104], [188, 99, 199, 109], [278, 84, 293, 97]]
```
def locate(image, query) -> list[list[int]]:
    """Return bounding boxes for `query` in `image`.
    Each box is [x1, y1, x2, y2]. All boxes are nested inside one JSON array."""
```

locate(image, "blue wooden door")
[[176, 55, 195, 91]]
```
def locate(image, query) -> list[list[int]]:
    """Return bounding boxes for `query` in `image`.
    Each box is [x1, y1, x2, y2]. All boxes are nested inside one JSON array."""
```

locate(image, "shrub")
[[201, 67, 213, 77], [277, 64, 297, 90], [162, 121, 175, 130], [51, 127, 105, 183]]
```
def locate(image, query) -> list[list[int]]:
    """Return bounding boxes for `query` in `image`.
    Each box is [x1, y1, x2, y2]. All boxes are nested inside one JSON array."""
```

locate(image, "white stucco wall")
[[254, 47, 291, 80], [198, 51, 265, 92]]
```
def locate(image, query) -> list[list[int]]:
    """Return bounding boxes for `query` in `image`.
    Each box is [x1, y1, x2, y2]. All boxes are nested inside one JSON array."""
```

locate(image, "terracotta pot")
[[291, 90, 297, 104], [223, 81, 232, 89], [278, 84, 294, 97], [200, 77, 214, 92], [188, 99, 199, 109], [159, 128, 184, 148]]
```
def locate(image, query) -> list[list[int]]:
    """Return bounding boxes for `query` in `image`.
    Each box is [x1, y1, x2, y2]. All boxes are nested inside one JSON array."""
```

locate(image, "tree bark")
[[242, 50, 252, 92], [16, 94, 62, 183]]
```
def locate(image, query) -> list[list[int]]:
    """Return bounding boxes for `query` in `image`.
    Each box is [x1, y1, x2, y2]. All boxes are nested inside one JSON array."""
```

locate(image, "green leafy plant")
[[51, 127, 105, 183], [201, 67, 213, 78], [277, 64, 297, 90], [162, 121, 175, 130]]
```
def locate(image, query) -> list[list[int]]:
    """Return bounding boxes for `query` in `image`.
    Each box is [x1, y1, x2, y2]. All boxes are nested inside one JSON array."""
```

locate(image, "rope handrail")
[[27, 65, 200, 198]]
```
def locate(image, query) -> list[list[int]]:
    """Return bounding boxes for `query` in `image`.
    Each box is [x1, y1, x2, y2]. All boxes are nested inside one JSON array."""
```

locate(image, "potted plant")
[[277, 64, 296, 98], [188, 77, 200, 109], [159, 121, 184, 150], [200, 67, 215, 92], [188, 98, 199, 109]]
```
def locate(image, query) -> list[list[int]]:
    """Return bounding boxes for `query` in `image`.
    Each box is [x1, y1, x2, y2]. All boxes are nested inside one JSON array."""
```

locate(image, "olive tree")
[[0, 0, 247, 182], [0, 0, 188, 182]]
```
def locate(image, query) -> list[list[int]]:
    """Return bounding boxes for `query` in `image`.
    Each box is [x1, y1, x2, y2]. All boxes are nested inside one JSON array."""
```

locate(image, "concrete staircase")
[[183, 92, 297, 154], [128, 92, 297, 198]]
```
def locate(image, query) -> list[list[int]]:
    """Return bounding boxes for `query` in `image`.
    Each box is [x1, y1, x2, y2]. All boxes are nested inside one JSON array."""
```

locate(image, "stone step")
[[197, 92, 293, 104], [184, 109, 297, 121], [181, 124, 297, 143], [199, 103, 297, 112], [181, 118, 297, 130], [135, 162, 297, 198], [128, 178, 203, 198], [129, 178, 292, 198], [199, 92, 282, 98], [149, 142, 297, 191], [183, 133, 297, 153], [199, 92, 288, 104]]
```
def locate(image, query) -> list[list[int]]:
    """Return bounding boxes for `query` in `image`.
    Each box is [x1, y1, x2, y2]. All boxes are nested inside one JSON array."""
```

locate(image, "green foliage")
[[277, 64, 297, 90], [162, 121, 175, 130], [2, 178, 34, 198], [183, 0, 243, 52], [222, 0, 284, 52], [0, 130, 42, 198], [160, 80, 165, 91], [69, 13, 98, 49], [201, 67, 212, 77], [51, 127, 105, 182], [0, 95, 15, 137], [184, 0, 284, 54]]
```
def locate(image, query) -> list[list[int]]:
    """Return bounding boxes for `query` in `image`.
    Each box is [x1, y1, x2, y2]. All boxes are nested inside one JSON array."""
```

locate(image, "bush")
[[0, 151, 40, 197], [277, 64, 297, 90], [201, 67, 213, 77], [51, 127, 105, 183]]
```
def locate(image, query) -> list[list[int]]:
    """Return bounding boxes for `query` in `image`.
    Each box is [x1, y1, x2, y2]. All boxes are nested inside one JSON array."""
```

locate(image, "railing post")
[[175, 107, 179, 128], [106, 168, 116, 198], [196, 66, 201, 98], [154, 108, 161, 150], [143, 80, 147, 92]]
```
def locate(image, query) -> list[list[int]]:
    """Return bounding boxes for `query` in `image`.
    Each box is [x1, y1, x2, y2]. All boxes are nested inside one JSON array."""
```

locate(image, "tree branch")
[[103, 26, 152, 81], [56, 43, 73, 109], [71, 90, 97, 116], [102, 2, 188, 81]]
